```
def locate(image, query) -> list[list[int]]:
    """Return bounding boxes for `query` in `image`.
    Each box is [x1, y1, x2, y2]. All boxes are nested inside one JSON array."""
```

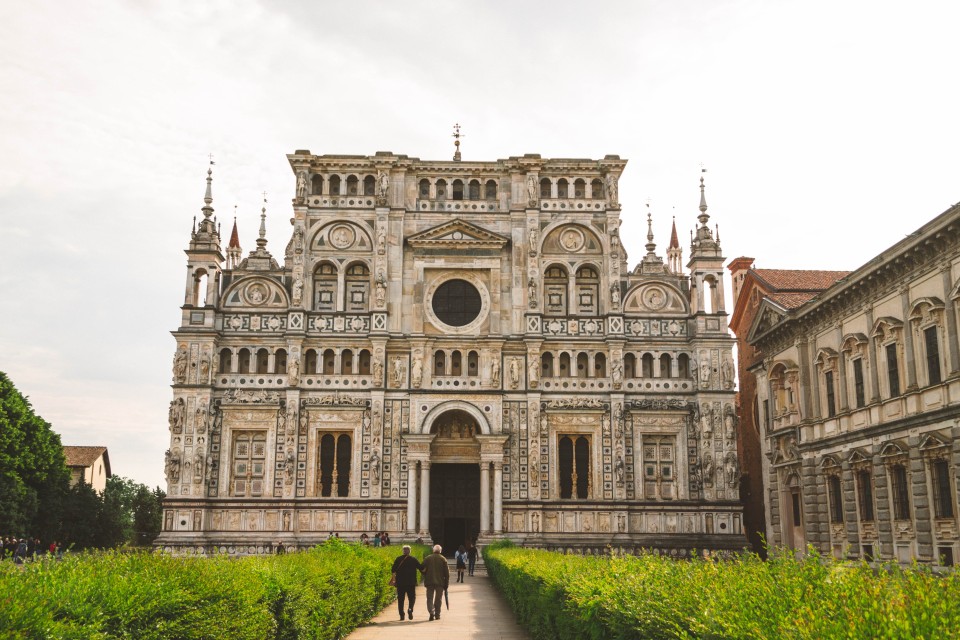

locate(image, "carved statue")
[[376, 225, 386, 255], [194, 451, 205, 480], [293, 225, 304, 254], [701, 452, 715, 486], [490, 358, 501, 387], [615, 456, 624, 484], [195, 404, 207, 434], [377, 171, 389, 202], [529, 226, 539, 254], [509, 358, 521, 389], [612, 359, 623, 389], [723, 406, 736, 439], [292, 276, 303, 306], [165, 449, 181, 483], [528, 359, 539, 386], [531, 512, 540, 533], [784, 434, 800, 461], [370, 450, 381, 487], [169, 398, 185, 433], [296, 171, 307, 199], [284, 356, 299, 386], [614, 403, 624, 439], [372, 355, 383, 385], [173, 347, 187, 383], [528, 277, 538, 308], [276, 402, 287, 434], [605, 173, 618, 206], [724, 452, 740, 488], [375, 272, 386, 308], [204, 453, 215, 481], [700, 360, 711, 390], [285, 449, 296, 484], [526, 175, 538, 206], [199, 352, 211, 383], [299, 407, 309, 435], [610, 283, 621, 307], [530, 450, 540, 485], [411, 352, 423, 388], [722, 356, 734, 390], [393, 356, 405, 387]]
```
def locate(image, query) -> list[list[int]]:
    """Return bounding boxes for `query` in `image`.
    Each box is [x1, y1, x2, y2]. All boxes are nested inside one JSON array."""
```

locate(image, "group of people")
[[390, 540, 481, 622], [1, 537, 62, 563], [359, 531, 391, 547]]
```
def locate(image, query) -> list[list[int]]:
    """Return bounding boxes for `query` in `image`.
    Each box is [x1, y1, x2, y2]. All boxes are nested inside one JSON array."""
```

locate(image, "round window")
[[432, 279, 482, 327]]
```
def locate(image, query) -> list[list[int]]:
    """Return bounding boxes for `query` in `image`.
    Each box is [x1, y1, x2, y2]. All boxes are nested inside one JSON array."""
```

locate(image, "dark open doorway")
[[429, 463, 480, 556]]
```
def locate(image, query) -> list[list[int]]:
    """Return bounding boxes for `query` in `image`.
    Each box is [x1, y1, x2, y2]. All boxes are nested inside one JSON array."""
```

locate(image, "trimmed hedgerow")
[[484, 540, 960, 640], [0, 540, 426, 639]]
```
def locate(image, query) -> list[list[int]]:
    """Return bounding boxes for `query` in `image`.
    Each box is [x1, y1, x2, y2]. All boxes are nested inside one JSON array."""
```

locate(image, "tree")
[[132, 485, 165, 546], [96, 476, 138, 548], [0, 371, 69, 540], [60, 479, 100, 549]]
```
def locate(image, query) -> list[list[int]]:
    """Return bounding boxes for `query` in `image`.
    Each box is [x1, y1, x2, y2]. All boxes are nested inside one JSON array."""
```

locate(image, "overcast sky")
[[1, 0, 957, 489]]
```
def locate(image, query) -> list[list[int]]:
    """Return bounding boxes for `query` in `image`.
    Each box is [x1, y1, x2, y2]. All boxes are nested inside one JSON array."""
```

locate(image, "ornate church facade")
[[156, 149, 744, 556]]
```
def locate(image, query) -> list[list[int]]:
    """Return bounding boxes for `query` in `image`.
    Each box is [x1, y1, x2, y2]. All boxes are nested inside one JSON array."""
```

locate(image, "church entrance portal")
[[429, 464, 480, 555]]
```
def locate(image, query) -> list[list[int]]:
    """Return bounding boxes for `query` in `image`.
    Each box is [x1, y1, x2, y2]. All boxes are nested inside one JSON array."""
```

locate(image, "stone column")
[[419, 462, 431, 536], [493, 462, 504, 534], [479, 461, 490, 534], [941, 265, 960, 376], [865, 306, 881, 403], [900, 288, 918, 390], [406, 463, 417, 534]]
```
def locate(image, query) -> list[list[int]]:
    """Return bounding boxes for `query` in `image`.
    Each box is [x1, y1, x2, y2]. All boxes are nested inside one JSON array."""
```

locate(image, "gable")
[[222, 276, 289, 309], [746, 298, 788, 343], [406, 218, 509, 250]]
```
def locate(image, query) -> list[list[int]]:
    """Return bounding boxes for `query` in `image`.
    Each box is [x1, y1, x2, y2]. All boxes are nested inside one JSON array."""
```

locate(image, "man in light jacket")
[[421, 544, 450, 621]]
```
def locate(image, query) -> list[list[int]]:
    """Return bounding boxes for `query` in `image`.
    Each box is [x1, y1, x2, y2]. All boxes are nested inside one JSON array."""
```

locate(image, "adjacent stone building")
[[156, 150, 744, 556], [736, 203, 960, 565]]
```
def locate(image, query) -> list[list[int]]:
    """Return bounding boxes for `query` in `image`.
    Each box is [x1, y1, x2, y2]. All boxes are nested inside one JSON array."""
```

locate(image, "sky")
[[1, 0, 958, 489]]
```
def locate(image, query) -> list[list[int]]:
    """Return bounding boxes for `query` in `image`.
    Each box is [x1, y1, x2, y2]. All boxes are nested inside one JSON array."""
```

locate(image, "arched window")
[[329, 175, 341, 195], [346, 175, 359, 196], [275, 348, 287, 374], [540, 178, 551, 198], [219, 348, 232, 374], [419, 178, 430, 198], [573, 179, 586, 198], [318, 433, 351, 497], [559, 352, 571, 377], [591, 178, 603, 199], [452, 179, 464, 201], [304, 349, 318, 375], [436, 179, 447, 200], [192, 269, 208, 307], [659, 354, 672, 378], [341, 349, 354, 375], [237, 348, 251, 373], [468, 180, 480, 200], [702, 275, 718, 314], [451, 351, 463, 376], [678, 353, 691, 378], [624, 353, 636, 378], [363, 175, 375, 196], [557, 178, 568, 198], [576, 352, 589, 378], [322, 349, 336, 375], [544, 265, 569, 316], [641, 353, 654, 378], [314, 262, 337, 312], [594, 353, 607, 377], [467, 351, 479, 377], [311, 175, 324, 195], [359, 349, 371, 375], [575, 266, 599, 316], [434, 351, 446, 376], [558, 435, 591, 499], [256, 348, 269, 374], [485, 180, 497, 200], [541, 352, 554, 378], [344, 262, 370, 312]]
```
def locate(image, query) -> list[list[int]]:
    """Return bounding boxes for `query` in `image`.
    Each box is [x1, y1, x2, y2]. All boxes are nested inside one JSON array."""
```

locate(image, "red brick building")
[[728, 259, 850, 553]]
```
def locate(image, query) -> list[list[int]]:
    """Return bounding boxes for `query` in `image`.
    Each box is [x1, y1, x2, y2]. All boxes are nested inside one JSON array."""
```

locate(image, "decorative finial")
[[699, 166, 708, 218], [644, 203, 657, 257], [202, 157, 215, 219], [452, 123, 464, 162], [256, 192, 268, 249]]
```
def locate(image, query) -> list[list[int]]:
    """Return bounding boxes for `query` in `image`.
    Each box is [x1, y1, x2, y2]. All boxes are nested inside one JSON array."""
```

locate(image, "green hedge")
[[484, 540, 960, 640], [0, 540, 427, 639]]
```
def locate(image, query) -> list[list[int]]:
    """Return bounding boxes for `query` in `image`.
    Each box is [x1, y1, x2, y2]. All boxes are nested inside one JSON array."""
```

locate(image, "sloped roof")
[[752, 269, 851, 292], [63, 446, 110, 475], [768, 291, 824, 309]]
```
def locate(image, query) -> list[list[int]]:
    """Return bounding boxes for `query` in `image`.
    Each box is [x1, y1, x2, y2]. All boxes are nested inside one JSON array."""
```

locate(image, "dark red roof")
[[669, 218, 680, 249], [228, 220, 241, 249], [752, 269, 851, 292], [63, 446, 110, 475]]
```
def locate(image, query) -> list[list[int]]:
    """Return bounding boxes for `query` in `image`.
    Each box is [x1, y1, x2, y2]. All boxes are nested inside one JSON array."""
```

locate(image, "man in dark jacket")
[[391, 545, 423, 620], [421, 544, 450, 621]]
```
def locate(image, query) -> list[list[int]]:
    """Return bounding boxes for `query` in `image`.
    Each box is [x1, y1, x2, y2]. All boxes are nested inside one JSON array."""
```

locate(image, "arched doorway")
[[429, 410, 481, 554]]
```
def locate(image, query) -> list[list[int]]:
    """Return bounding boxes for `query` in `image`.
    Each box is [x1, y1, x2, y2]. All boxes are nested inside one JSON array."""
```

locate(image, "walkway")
[[347, 562, 529, 640]]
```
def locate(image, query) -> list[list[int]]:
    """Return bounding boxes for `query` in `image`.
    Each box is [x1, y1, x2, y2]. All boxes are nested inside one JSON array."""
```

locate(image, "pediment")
[[407, 219, 509, 249], [222, 276, 289, 309], [747, 299, 788, 343]]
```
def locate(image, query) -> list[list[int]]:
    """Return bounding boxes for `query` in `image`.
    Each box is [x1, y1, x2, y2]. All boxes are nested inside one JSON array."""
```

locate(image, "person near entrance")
[[391, 545, 424, 621], [454, 545, 467, 583], [467, 542, 478, 576], [422, 544, 450, 621]]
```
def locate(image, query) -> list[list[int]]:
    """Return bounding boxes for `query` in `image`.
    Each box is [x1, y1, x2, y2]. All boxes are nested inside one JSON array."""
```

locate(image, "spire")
[[202, 156, 214, 221], [644, 207, 657, 256], [698, 168, 709, 226], [669, 216, 680, 250], [229, 216, 241, 249], [452, 123, 463, 162], [256, 193, 268, 250], [667, 215, 683, 274], [689, 167, 721, 259]]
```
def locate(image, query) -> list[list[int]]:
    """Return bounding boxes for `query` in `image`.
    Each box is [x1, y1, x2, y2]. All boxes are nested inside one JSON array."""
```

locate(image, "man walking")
[[391, 545, 423, 621], [467, 542, 478, 576], [421, 544, 450, 621]]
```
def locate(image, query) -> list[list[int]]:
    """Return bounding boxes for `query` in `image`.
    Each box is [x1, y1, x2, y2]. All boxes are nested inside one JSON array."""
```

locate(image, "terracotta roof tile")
[[63, 446, 108, 468], [769, 291, 821, 309], [753, 269, 851, 292]]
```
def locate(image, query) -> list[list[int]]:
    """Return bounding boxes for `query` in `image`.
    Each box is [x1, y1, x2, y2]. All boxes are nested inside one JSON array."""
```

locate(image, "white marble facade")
[[156, 151, 744, 555]]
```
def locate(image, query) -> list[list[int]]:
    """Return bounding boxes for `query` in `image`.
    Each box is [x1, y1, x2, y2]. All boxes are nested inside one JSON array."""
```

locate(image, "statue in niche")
[[700, 403, 712, 439], [276, 402, 287, 435], [605, 173, 618, 206], [284, 449, 295, 484], [701, 452, 715, 487], [528, 358, 539, 387], [617, 513, 626, 533], [530, 450, 540, 485], [165, 449, 181, 483], [529, 226, 539, 255], [194, 451, 205, 481], [784, 434, 800, 461], [370, 450, 381, 487], [612, 359, 623, 390], [531, 512, 540, 533], [373, 402, 382, 437], [615, 456, 624, 484], [293, 225, 304, 254], [724, 452, 740, 488], [526, 175, 538, 206], [723, 406, 736, 439], [173, 347, 187, 383], [169, 398, 185, 433], [204, 453, 215, 482], [199, 352, 211, 383], [370, 510, 379, 531], [377, 171, 389, 203], [392, 356, 405, 388], [296, 171, 307, 199], [721, 356, 734, 390], [540, 411, 548, 433], [372, 355, 383, 385], [288, 355, 300, 385], [283, 511, 291, 531], [299, 407, 309, 435], [292, 275, 303, 306], [610, 223, 621, 256], [528, 277, 538, 309], [210, 402, 222, 434], [700, 358, 711, 390], [614, 404, 624, 439], [509, 358, 521, 389], [411, 351, 423, 388], [691, 359, 699, 388], [375, 272, 386, 308], [195, 404, 207, 434], [376, 225, 386, 255], [490, 358, 501, 387]]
